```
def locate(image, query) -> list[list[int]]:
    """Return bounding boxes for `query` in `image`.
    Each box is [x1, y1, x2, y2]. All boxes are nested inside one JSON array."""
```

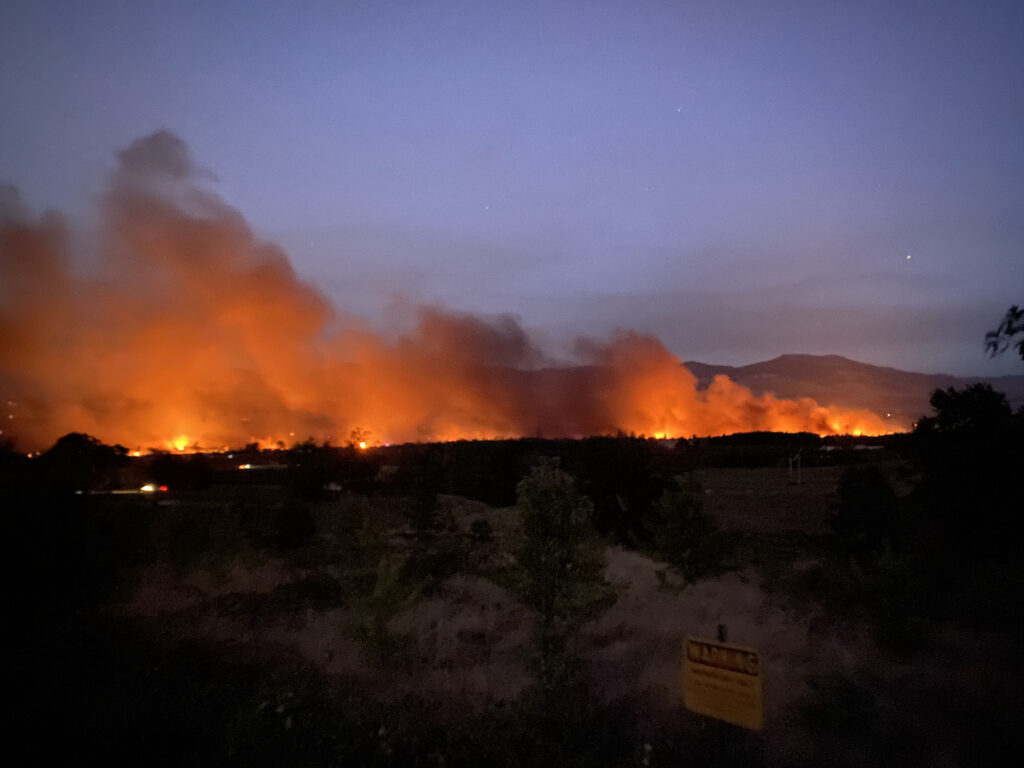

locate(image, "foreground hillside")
[[8, 405, 1023, 766], [103, 476, 1020, 767]]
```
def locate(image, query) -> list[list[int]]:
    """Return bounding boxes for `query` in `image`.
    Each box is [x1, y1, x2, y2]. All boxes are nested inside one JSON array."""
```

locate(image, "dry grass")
[[115, 473, 1021, 766]]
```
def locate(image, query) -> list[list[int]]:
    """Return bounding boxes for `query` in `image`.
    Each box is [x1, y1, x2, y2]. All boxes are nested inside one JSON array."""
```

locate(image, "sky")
[[2, 0, 1022, 376]]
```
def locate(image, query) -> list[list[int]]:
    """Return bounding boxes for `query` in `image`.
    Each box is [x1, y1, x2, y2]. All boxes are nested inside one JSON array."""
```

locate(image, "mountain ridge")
[[683, 354, 1024, 430]]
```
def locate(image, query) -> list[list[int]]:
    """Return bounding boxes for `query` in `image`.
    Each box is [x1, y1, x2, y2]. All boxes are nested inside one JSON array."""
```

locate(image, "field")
[[9, 436, 1024, 766]]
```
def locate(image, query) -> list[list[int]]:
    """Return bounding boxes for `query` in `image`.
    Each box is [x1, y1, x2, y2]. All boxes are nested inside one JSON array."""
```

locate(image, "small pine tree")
[[515, 460, 613, 691], [346, 507, 414, 665]]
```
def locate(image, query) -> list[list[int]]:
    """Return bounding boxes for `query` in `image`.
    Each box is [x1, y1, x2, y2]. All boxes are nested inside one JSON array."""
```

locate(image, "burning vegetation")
[[1, 132, 892, 452]]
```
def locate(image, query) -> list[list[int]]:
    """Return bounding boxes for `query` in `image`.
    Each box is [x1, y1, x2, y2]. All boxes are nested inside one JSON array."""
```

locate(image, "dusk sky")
[[2, 0, 1022, 376]]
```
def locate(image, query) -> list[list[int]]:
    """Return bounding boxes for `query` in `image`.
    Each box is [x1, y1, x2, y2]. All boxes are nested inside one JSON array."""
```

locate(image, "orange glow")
[[0, 132, 900, 452]]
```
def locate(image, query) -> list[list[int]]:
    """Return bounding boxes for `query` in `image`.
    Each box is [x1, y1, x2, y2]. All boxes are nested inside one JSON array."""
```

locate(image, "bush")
[[649, 475, 726, 583], [272, 501, 316, 552], [469, 517, 494, 544], [829, 465, 901, 556]]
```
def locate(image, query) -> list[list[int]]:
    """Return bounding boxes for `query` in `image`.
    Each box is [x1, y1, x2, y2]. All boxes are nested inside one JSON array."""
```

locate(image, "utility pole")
[[788, 451, 802, 485]]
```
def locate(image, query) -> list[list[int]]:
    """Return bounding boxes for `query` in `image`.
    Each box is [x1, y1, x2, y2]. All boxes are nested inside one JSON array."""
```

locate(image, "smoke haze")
[[0, 132, 890, 452]]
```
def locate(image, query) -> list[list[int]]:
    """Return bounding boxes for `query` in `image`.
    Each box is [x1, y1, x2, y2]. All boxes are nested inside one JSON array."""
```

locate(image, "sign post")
[[682, 635, 763, 731]]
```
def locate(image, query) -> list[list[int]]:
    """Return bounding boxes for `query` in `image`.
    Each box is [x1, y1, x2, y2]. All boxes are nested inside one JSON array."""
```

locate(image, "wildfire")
[[0, 131, 900, 453]]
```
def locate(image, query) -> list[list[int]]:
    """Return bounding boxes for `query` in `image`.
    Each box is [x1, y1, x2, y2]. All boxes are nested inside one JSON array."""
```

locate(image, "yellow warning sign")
[[682, 636, 763, 731]]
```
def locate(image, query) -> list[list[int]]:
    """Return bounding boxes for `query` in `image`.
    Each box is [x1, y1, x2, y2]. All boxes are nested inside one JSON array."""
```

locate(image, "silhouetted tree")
[[985, 304, 1024, 361], [914, 383, 1014, 435], [912, 383, 1022, 564], [39, 432, 128, 493]]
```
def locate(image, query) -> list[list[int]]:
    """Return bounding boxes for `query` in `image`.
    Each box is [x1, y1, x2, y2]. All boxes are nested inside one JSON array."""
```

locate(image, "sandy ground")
[[121, 512, 1021, 766]]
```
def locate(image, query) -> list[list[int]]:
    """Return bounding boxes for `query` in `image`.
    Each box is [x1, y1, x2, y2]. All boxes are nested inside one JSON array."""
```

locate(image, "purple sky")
[[2, 0, 1022, 376]]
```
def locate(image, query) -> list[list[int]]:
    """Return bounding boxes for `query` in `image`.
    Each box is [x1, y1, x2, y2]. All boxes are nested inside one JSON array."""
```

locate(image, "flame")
[[0, 131, 900, 452]]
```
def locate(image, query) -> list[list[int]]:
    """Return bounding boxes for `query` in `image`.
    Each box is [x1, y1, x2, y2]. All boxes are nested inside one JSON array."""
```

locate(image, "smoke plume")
[[0, 132, 890, 452]]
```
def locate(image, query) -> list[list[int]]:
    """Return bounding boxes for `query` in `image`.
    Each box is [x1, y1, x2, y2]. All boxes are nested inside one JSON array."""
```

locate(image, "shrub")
[[829, 465, 901, 556], [469, 517, 494, 544], [650, 475, 725, 582]]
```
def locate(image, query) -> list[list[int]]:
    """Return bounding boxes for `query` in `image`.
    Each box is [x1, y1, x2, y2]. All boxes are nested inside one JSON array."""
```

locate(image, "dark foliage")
[[686, 431, 825, 468], [564, 436, 669, 544], [38, 431, 128, 493], [915, 383, 1015, 435], [912, 384, 1022, 562], [985, 303, 1024, 360], [271, 501, 316, 551], [149, 451, 214, 490], [401, 544, 465, 596], [285, 441, 381, 500], [649, 475, 727, 582], [828, 465, 901, 556], [470, 517, 494, 543], [893, 383, 1024, 635]]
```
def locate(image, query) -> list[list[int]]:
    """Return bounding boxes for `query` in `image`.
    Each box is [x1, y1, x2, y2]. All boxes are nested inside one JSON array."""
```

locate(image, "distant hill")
[[683, 354, 1024, 431]]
